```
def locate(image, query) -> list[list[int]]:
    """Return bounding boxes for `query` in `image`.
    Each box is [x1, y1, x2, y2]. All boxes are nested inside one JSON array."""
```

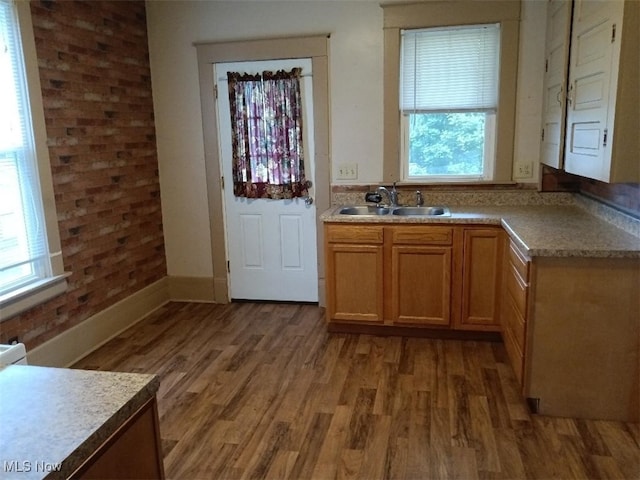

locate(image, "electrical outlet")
[[336, 163, 358, 180], [515, 161, 533, 178]]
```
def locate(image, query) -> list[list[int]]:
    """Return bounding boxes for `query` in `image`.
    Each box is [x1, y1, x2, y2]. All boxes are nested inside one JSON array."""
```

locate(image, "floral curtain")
[[227, 68, 309, 199]]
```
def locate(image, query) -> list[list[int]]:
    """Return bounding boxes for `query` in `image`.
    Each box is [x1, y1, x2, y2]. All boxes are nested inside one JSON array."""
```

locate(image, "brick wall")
[[0, 1, 166, 350]]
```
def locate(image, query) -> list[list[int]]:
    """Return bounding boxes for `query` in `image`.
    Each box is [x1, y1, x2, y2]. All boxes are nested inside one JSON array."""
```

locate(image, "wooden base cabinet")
[[325, 225, 384, 323], [501, 239, 640, 422], [325, 223, 504, 333], [390, 227, 453, 326], [74, 398, 165, 479], [458, 228, 504, 331]]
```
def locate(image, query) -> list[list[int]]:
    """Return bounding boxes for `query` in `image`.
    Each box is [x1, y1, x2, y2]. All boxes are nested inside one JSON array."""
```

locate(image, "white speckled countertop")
[[321, 204, 640, 258], [0, 365, 159, 479]]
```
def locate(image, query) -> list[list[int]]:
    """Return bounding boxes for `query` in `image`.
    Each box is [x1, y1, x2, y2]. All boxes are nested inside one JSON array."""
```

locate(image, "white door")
[[540, 0, 572, 169], [564, 0, 623, 181], [215, 59, 318, 302]]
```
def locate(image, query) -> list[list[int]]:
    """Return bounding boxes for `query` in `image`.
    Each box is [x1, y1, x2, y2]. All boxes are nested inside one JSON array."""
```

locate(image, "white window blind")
[[400, 23, 500, 113], [0, 0, 51, 295]]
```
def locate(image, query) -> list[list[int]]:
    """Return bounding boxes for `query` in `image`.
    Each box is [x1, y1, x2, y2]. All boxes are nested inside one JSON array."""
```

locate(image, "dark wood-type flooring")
[[73, 301, 640, 479]]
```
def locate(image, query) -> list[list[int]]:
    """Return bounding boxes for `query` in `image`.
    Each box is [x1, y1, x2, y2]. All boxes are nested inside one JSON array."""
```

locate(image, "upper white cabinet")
[[541, 0, 639, 183], [540, 0, 572, 169]]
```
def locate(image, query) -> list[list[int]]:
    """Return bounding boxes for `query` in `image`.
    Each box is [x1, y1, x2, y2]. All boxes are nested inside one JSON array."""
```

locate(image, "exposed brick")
[[0, 1, 166, 350]]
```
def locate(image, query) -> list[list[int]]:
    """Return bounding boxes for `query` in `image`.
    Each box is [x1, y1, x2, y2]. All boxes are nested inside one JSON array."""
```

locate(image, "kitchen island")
[[0, 365, 163, 479]]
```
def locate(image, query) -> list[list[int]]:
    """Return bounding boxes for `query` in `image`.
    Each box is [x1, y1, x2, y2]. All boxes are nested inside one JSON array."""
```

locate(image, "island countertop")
[[321, 204, 640, 258], [0, 365, 160, 479]]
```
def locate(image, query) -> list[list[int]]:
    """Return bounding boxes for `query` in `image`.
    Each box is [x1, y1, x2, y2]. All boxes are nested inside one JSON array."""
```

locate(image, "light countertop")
[[321, 204, 640, 258], [0, 365, 159, 479]]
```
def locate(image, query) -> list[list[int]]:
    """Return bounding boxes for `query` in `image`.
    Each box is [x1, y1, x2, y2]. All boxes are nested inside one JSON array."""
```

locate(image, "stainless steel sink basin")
[[391, 206, 450, 216], [338, 205, 450, 217], [339, 206, 390, 216]]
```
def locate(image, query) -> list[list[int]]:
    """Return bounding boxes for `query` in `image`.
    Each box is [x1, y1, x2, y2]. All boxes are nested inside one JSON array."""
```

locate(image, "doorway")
[[215, 59, 318, 301], [195, 36, 330, 304]]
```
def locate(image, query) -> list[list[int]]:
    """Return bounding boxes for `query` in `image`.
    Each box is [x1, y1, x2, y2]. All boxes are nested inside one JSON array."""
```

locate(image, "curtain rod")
[[217, 73, 312, 81]]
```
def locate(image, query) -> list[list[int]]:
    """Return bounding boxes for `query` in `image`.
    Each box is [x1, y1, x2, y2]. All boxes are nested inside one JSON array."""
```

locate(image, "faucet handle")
[[416, 190, 424, 206]]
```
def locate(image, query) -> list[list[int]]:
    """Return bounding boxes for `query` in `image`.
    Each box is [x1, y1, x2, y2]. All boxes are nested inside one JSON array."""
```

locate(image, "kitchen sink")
[[391, 206, 450, 216], [339, 206, 390, 216], [338, 205, 450, 217]]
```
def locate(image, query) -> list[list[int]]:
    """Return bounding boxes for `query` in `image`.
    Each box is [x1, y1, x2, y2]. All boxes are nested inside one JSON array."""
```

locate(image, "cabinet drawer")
[[508, 241, 530, 282], [390, 226, 453, 245], [502, 322, 524, 385], [326, 225, 383, 244], [506, 263, 528, 315], [503, 294, 526, 351]]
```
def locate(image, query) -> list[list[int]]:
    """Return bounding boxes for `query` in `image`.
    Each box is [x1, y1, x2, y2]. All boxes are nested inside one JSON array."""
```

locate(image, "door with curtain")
[[215, 59, 318, 302]]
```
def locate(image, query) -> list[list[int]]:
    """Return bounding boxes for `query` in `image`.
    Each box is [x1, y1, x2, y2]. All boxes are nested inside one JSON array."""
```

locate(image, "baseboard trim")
[[27, 278, 170, 367], [168, 276, 217, 303]]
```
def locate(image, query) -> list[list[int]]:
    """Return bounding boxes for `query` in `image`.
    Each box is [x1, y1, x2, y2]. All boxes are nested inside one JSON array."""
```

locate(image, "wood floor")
[[73, 301, 640, 479]]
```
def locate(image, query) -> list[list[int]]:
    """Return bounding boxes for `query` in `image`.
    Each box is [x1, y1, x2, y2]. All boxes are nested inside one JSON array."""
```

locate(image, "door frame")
[[195, 35, 330, 305]]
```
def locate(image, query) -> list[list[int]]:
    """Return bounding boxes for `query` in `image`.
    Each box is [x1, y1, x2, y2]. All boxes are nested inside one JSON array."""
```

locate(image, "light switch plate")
[[337, 163, 358, 180]]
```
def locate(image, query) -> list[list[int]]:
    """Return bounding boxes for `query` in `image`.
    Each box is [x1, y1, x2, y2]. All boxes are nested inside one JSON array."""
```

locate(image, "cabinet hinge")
[[545, 58, 548, 73], [541, 128, 545, 142], [611, 24, 616, 43], [603, 128, 608, 147], [221, 176, 224, 190], [214, 84, 218, 99], [227, 261, 230, 273]]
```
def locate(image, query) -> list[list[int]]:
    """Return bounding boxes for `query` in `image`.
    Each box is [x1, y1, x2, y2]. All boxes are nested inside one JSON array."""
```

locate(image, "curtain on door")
[[227, 68, 309, 199]]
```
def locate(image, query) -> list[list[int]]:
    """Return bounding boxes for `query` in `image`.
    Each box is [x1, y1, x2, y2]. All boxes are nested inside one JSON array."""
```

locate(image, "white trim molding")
[[27, 278, 170, 367]]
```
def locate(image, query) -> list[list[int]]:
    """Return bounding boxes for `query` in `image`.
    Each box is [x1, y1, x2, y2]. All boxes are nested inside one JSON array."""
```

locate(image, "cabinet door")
[[458, 228, 503, 331], [540, 0, 573, 169], [391, 245, 451, 326], [326, 243, 384, 323], [564, 0, 624, 181]]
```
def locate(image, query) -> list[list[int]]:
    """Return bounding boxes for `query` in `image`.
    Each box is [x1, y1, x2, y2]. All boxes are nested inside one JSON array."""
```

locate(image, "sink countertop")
[[321, 204, 640, 258], [0, 365, 159, 479]]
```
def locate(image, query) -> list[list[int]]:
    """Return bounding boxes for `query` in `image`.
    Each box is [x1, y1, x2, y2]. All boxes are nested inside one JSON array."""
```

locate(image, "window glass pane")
[[406, 112, 487, 177], [0, 0, 50, 295]]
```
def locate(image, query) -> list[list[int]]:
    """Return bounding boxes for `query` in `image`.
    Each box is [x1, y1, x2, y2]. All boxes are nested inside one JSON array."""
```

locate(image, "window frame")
[[382, 0, 521, 184], [0, 0, 67, 321]]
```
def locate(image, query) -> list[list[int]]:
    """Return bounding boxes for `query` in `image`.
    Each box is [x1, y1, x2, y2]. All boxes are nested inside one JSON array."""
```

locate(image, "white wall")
[[146, 0, 546, 279]]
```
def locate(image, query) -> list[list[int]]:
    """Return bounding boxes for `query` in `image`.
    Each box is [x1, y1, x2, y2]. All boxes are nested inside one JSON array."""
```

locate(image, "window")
[[400, 24, 500, 182], [227, 68, 309, 199], [0, 0, 65, 320], [382, 1, 521, 184]]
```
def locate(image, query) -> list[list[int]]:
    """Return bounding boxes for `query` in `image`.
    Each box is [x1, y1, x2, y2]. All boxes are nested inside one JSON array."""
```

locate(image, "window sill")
[[391, 180, 518, 187], [0, 273, 70, 322]]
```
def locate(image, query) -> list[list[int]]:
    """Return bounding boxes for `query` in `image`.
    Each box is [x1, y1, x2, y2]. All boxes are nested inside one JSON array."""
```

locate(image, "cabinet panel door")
[[391, 245, 451, 326], [541, 0, 572, 168], [326, 243, 384, 323], [564, 0, 623, 181], [459, 229, 503, 330]]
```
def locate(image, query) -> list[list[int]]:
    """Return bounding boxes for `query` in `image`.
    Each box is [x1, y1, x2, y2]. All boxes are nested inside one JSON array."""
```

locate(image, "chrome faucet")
[[416, 190, 424, 206], [377, 182, 399, 207]]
